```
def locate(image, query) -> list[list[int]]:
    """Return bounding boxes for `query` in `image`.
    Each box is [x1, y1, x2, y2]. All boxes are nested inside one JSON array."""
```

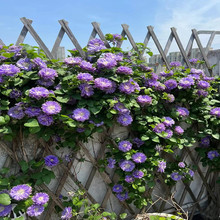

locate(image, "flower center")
[[17, 189, 25, 195]]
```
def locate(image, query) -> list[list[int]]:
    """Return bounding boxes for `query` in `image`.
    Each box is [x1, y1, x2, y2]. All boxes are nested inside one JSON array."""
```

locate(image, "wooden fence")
[[0, 18, 220, 220]]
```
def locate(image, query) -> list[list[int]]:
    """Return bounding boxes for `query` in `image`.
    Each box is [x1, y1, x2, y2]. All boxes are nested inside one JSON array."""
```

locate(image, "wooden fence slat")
[[20, 17, 54, 59], [143, 31, 151, 47], [192, 29, 212, 75], [164, 33, 174, 56], [88, 28, 98, 44], [147, 26, 170, 70], [205, 32, 216, 55], [51, 27, 66, 58], [185, 33, 194, 57], [16, 19, 33, 46], [91, 22, 110, 48], [170, 27, 191, 68], [58, 19, 86, 59], [0, 39, 5, 46]]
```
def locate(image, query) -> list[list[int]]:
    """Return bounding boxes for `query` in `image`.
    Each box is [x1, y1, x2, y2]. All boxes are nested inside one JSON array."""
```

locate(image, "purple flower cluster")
[[32, 57, 47, 69], [38, 68, 58, 81], [197, 80, 210, 89], [189, 58, 198, 64], [97, 57, 117, 69], [174, 126, 184, 135], [132, 152, 147, 163], [157, 161, 166, 173], [176, 107, 189, 117], [116, 66, 133, 75], [164, 79, 178, 90], [114, 102, 130, 114], [37, 79, 54, 87], [179, 76, 194, 89], [132, 170, 144, 179], [116, 192, 129, 201], [17, 58, 32, 71], [170, 61, 181, 67], [44, 155, 59, 167], [120, 160, 135, 172], [107, 158, 116, 169], [163, 117, 175, 127], [27, 205, 44, 217], [210, 107, 220, 118], [164, 129, 173, 139], [197, 90, 208, 97], [0, 204, 12, 217], [0, 64, 20, 76], [171, 172, 182, 181], [207, 150, 219, 160], [37, 114, 54, 126], [72, 108, 90, 122], [7, 45, 23, 56], [64, 57, 82, 65], [79, 83, 94, 97], [112, 184, 123, 193], [10, 184, 32, 200], [25, 107, 41, 117], [41, 101, 61, 115], [118, 140, 132, 152], [77, 72, 93, 82], [119, 81, 135, 94], [125, 175, 134, 183], [137, 95, 152, 106], [133, 138, 144, 148], [29, 87, 50, 100], [166, 94, 175, 103], [87, 38, 106, 53], [32, 192, 49, 205], [8, 105, 25, 119], [160, 71, 173, 78], [80, 61, 96, 72], [117, 113, 133, 126], [94, 78, 116, 94], [153, 123, 166, 133], [10, 89, 22, 99], [178, 162, 185, 168]]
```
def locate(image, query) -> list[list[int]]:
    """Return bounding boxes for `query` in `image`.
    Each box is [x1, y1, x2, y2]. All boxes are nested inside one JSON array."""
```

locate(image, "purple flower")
[[118, 140, 132, 152], [114, 102, 130, 114], [80, 61, 96, 72], [107, 158, 116, 169], [155, 145, 163, 152], [179, 77, 194, 89], [25, 107, 41, 117], [76, 127, 85, 133], [197, 80, 210, 89], [72, 108, 90, 122], [119, 81, 135, 94], [0, 204, 12, 217], [200, 137, 210, 147], [38, 68, 58, 81], [132, 152, 147, 163], [16, 58, 32, 71], [0, 56, 7, 62], [0, 45, 3, 50], [189, 58, 198, 64], [116, 66, 133, 75], [133, 138, 144, 148], [174, 126, 184, 135], [178, 162, 185, 168], [89, 120, 104, 127], [207, 150, 219, 160], [27, 205, 44, 217], [10, 184, 32, 200], [0, 64, 20, 76], [153, 123, 166, 133], [37, 79, 54, 87], [132, 170, 144, 179], [166, 94, 175, 103], [164, 79, 178, 90], [197, 89, 208, 97], [137, 95, 152, 106], [171, 172, 182, 181], [189, 74, 200, 80], [157, 161, 166, 173], [139, 65, 152, 72], [97, 57, 117, 69], [163, 117, 175, 127], [119, 160, 135, 172], [87, 38, 106, 53], [37, 114, 54, 126], [164, 129, 173, 139], [44, 155, 59, 167], [116, 192, 129, 201], [77, 73, 93, 82], [7, 45, 23, 56], [32, 192, 49, 205], [94, 77, 114, 92], [29, 87, 50, 100], [8, 105, 25, 119], [64, 154, 71, 162], [177, 107, 189, 117], [104, 81, 116, 94], [32, 57, 47, 69], [10, 89, 22, 99], [64, 57, 82, 65], [129, 78, 140, 91], [125, 175, 134, 183], [210, 107, 220, 118], [112, 184, 123, 193], [170, 61, 181, 67], [79, 83, 94, 97], [117, 114, 133, 126], [160, 71, 173, 77], [61, 207, 72, 220], [41, 101, 61, 115], [203, 76, 215, 81], [189, 170, 194, 177]]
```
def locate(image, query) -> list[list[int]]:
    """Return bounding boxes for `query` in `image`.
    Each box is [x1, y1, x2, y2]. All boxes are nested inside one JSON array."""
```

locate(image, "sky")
[[0, 0, 220, 56]]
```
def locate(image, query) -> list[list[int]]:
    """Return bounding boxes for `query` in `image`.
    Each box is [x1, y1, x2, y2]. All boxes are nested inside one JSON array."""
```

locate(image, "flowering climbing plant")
[[0, 34, 220, 219]]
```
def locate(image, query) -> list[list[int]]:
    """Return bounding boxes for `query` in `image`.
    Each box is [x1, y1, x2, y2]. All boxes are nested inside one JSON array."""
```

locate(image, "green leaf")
[[29, 126, 41, 134], [19, 160, 29, 173], [24, 119, 39, 127], [212, 133, 220, 140], [56, 96, 69, 103], [0, 116, 6, 125], [138, 186, 146, 193], [0, 193, 11, 205], [152, 136, 160, 143], [119, 213, 128, 219]]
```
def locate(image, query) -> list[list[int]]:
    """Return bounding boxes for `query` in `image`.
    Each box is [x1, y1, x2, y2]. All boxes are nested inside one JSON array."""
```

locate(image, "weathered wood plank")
[[205, 32, 216, 55], [185, 33, 194, 57], [0, 39, 5, 46], [51, 27, 65, 58]]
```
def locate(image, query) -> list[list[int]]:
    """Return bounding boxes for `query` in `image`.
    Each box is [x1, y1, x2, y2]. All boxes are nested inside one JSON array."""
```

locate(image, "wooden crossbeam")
[[0, 39, 5, 46]]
